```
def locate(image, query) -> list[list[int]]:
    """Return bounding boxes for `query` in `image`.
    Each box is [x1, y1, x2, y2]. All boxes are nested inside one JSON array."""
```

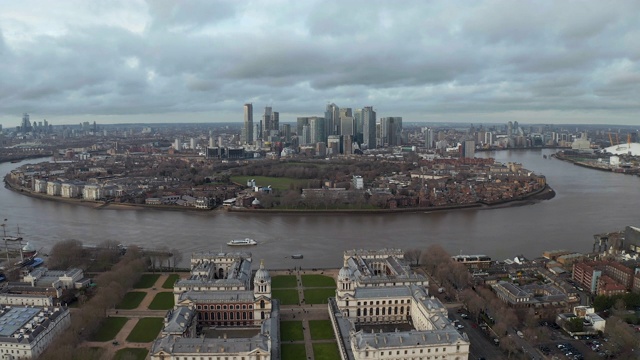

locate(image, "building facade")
[[331, 249, 470, 360]]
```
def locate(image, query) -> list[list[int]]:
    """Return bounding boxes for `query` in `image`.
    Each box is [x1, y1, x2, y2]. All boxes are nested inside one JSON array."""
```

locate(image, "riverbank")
[[4, 176, 555, 215], [553, 153, 640, 175]]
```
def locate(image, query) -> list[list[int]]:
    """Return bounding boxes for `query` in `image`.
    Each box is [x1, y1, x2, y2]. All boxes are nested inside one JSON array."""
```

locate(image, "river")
[[1, 149, 638, 269]]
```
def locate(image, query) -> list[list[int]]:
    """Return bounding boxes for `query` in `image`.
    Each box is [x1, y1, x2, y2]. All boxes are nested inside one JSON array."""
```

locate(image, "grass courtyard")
[[133, 274, 160, 289], [309, 320, 335, 340], [148, 292, 175, 310], [303, 288, 335, 304], [89, 317, 128, 341], [126, 318, 164, 343], [281, 344, 306, 360], [272, 289, 300, 305], [162, 274, 180, 289], [116, 291, 146, 309], [271, 275, 297, 288], [280, 321, 304, 341], [301, 274, 336, 287], [313, 343, 341, 360]]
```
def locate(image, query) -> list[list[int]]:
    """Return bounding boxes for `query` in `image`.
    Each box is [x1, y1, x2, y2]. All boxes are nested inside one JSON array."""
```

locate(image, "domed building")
[[153, 252, 280, 360]]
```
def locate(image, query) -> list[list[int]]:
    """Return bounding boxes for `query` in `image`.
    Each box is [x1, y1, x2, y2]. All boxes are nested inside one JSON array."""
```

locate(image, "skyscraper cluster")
[[241, 103, 403, 154]]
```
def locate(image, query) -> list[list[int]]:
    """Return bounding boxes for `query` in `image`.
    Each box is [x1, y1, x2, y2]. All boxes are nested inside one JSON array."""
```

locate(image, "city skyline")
[[1, 1, 640, 126]]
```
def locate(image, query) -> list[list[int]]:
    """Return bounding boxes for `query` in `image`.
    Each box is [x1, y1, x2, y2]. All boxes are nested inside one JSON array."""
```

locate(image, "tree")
[[565, 317, 584, 333], [48, 239, 84, 269], [404, 249, 422, 266]]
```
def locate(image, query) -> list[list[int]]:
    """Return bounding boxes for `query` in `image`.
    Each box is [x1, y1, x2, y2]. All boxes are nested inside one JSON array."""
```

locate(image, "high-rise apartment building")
[[362, 106, 376, 149], [424, 128, 434, 148], [242, 103, 253, 144]]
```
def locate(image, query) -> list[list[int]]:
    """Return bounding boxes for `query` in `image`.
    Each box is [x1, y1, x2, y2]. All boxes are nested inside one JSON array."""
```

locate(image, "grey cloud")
[[0, 1, 639, 125]]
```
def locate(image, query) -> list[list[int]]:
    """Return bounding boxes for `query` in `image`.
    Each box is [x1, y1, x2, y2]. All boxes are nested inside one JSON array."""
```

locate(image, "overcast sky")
[[1, 1, 639, 127]]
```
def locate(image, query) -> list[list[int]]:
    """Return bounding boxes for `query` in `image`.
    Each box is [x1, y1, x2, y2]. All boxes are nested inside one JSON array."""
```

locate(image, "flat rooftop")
[[0, 307, 40, 337]]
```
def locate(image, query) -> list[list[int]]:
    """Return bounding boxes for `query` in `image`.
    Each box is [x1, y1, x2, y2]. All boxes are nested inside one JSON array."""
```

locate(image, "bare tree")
[[404, 249, 422, 266], [48, 239, 84, 269]]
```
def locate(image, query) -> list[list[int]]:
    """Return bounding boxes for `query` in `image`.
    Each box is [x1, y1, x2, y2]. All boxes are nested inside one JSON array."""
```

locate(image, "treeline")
[[38, 247, 146, 360], [230, 159, 416, 183], [409, 245, 558, 357]]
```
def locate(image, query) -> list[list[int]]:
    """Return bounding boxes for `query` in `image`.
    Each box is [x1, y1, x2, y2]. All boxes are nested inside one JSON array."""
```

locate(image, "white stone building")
[[151, 252, 280, 360], [0, 294, 53, 307], [45, 181, 61, 196], [32, 180, 47, 194], [82, 184, 102, 200], [0, 306, 70, 359], [331, 249, 470, 360]]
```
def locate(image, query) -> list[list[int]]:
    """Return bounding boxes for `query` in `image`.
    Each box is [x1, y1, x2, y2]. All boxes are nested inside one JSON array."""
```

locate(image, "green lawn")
[[231, 176, 308, 191], [272, 289, 300, 305], [126, 318, 164, 342], [309, 320, 335, 340], [301, 274, 336, 287], [116, 291, 146, 309], [148, 292, 175, 310], [162, 274, 180, 289], [313, 342, 340, 360], [114, 348, 149, 360], [303, 288, 335, 304], [89, 317, 128, 341], [272, 275, 297, 288], [133, 274, 160, 289], [281, 343, 307, 360], [280, 321, 304, 341]]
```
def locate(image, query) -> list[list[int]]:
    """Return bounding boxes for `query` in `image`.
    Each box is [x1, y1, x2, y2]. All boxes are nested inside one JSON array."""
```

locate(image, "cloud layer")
[[1, 0, 639, 125]]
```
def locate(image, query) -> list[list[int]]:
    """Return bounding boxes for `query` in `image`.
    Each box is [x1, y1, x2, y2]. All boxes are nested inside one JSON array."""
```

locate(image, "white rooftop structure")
[[603, 142, 640, 156]]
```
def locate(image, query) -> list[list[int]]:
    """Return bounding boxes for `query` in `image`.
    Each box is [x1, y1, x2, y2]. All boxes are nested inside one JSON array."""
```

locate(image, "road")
[[449, 311, 505, 360]]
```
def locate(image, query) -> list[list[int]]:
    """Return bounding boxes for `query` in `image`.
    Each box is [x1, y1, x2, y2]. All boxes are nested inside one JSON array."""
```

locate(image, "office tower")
[[338, 108, 352, 136], [362, 106, 376, 149], [325, 103, 340, 140], [271, 111, 279, 133], [279, 124, 291, 142], [21, 113, 31, 132], [252, 123, 261, 143], [301, 124, 311, 145], [190, 138, 196, 150], [309, 117, 325, 144], [343, 135, 353, 155], [262, 107, 272, 140], [174, 138, 181, 151], [380, 117, 402, 146], [243, 103, 253, 144], [340, 116, 355, 137], [327, 135, 341, 155], [297, 117, 309, 137], [354, 108, 363, 142], [209, 137, 215, 148]]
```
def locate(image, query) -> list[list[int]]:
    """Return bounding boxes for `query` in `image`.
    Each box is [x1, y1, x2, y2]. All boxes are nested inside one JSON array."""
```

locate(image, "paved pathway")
[[80, 272, 183, 358]]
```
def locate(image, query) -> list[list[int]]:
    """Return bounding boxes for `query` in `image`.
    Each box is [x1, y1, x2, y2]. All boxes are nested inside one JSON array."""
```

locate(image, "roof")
[[0, 307, 39, 337], [151, 334, 269, 355], [353, 329, 467, 350]]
